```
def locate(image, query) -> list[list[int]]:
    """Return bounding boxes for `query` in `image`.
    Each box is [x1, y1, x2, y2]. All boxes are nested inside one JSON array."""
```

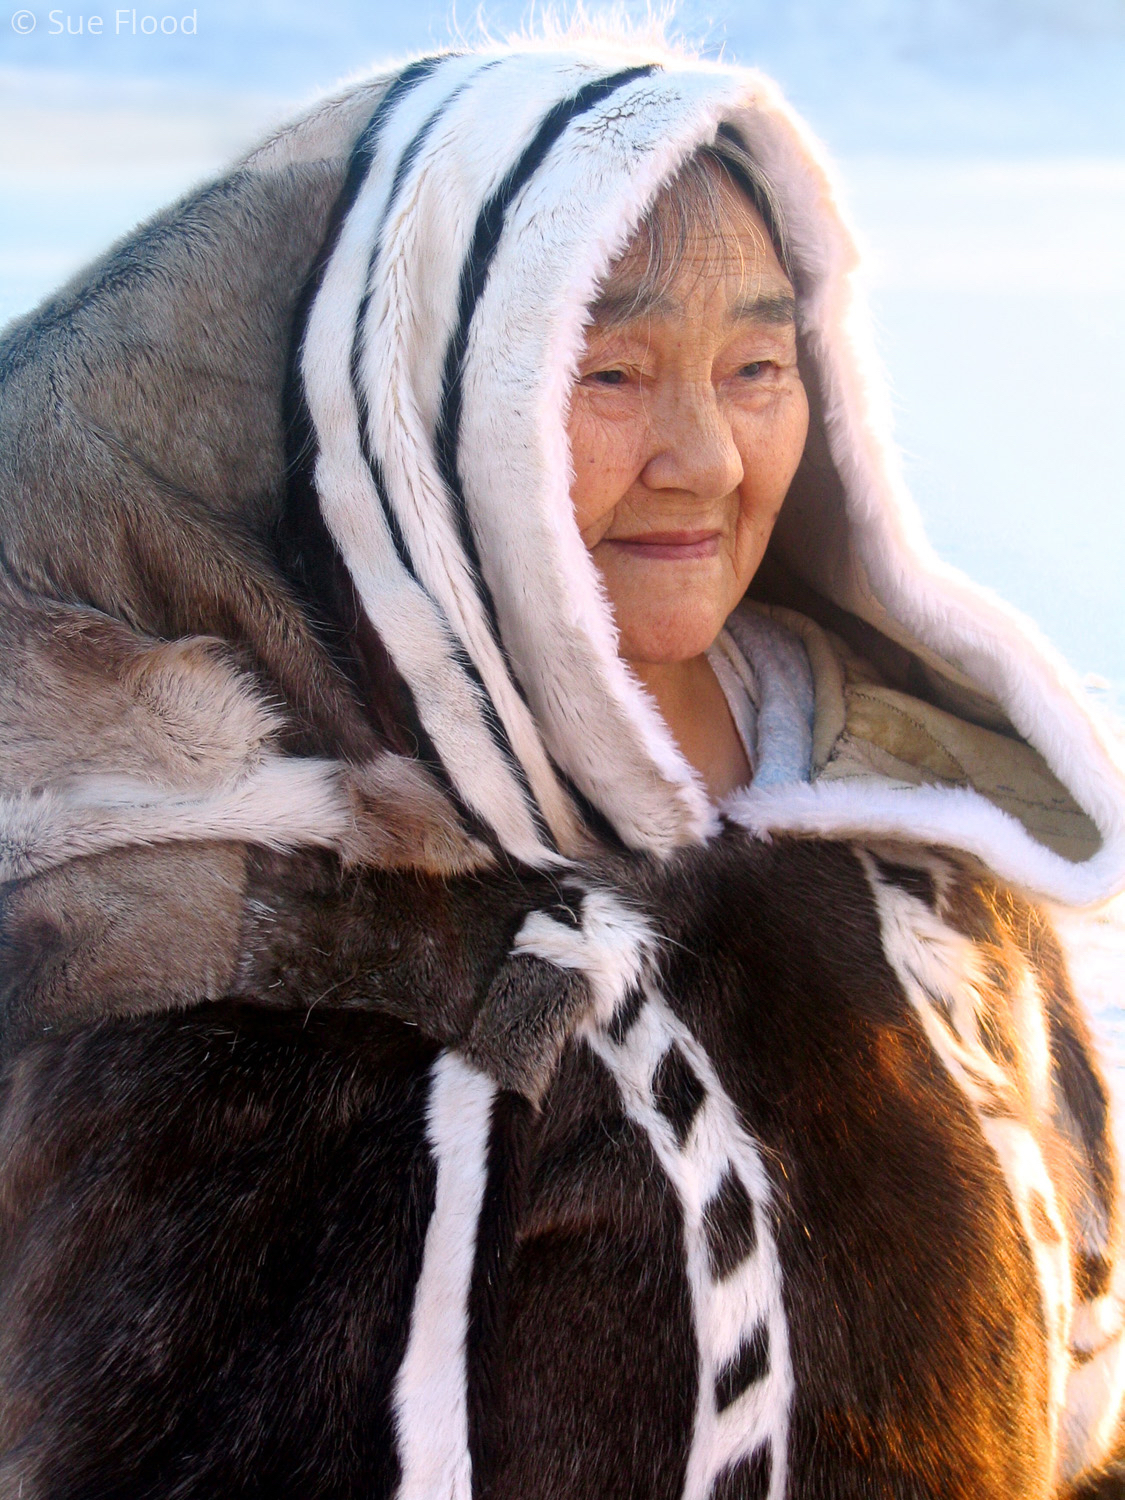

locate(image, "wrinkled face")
[[567, 175, 809, 666]]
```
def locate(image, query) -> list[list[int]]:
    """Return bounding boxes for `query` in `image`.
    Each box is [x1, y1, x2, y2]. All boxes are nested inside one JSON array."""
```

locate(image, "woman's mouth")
[[604, 530, 721, 561]]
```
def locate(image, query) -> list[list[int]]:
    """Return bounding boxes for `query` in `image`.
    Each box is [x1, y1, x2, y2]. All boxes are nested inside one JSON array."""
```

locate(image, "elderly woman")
[[2, 32, 1125, 1500]]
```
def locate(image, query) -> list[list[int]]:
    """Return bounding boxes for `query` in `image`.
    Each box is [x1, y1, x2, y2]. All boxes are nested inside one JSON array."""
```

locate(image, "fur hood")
[[1, 40, 1122, 903], [285, 42, 1125, 901]]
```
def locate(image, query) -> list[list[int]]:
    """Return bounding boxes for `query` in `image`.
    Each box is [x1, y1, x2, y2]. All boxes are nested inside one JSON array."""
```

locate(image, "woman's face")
[[567, 181, 809, 666]]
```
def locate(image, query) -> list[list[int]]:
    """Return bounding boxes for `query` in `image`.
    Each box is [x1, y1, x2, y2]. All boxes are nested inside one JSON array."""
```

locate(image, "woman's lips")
[[604, 530, 721, 561]]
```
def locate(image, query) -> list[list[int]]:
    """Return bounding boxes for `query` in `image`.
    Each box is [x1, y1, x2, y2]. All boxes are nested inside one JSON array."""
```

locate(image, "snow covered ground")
[[1, 0, 1124, 1089]]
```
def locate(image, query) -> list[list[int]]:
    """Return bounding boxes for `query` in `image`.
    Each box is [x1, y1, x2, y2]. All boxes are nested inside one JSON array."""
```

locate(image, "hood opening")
[[281, 43, 1125, 898]]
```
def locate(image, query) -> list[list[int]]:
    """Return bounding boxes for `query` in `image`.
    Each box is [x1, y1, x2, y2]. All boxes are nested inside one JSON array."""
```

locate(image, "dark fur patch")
[[871, 854, 937, 909], [976, 1093, 1019, 1120], [1077, 1251, 1113, 1303], [652, 1044, 706, 1147], [0, 1005, 442, 1498], [709, 1444, 772, 1500], [548, 899, 583, 929], [703, 1170, 758, 1282], [606, 984, 645, 1046], [491, 1043, 697, 1499], [468, 1090, 537, 1486], [715, 1323, 770, 1412]]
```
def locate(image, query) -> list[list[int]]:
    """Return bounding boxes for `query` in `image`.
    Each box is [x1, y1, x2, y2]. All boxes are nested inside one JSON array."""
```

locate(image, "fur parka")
[[2, 38, 1125, 1500]]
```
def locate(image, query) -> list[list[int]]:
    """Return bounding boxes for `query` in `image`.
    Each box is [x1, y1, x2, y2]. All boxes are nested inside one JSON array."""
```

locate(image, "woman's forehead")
[[590, 199, 795, 329]]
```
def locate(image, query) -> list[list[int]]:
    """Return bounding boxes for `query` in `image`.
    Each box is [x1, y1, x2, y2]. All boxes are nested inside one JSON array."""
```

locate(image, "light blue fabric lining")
[[721, 609, 815, 789]]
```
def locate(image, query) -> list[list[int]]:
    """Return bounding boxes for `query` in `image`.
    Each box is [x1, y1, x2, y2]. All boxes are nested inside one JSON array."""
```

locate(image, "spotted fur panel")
[[513, 886, 792, 1500]]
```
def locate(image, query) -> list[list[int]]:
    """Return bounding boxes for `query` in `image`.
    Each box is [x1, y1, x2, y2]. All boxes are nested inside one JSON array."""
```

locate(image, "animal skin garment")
[[0, 35, 1124, 1500]]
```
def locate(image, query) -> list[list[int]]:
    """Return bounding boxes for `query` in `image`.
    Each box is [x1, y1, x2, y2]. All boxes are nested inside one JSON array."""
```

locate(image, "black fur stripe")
[[652, 1043, 706, 1147], [283, 53, 450, 569], [555, 763, 631, 851], [871, 854, 937, 909], [703, 1170, 758, 1281], [282, 56, 451, 653], [349, 59, 497, 578], [466, 1089, 537, 1495], [294, 53, 449, 357], [606, 983, 646, 1046], [435, 63, 658, 636], [714, 1323, 770, 1413], [709, 1444, 772, 1500]]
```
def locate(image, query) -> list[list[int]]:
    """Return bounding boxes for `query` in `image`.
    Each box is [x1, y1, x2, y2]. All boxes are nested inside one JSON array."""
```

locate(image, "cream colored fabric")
[[784, 608, 1101, 862]]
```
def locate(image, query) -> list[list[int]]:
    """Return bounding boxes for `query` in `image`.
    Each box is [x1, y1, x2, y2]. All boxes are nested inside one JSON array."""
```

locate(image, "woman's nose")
[[641, 382, 744, 500]]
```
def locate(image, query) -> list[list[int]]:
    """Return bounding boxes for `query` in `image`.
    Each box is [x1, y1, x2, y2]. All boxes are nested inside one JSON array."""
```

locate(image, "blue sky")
[[4, 0, 1125, 151]]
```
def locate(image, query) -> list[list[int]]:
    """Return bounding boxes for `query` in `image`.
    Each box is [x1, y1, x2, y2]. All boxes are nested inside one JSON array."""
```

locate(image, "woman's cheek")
[[568, 395, 642, 544], [737, 379, 809, 493], [731, 383, 809, 571], [567, 400, 610, 538]]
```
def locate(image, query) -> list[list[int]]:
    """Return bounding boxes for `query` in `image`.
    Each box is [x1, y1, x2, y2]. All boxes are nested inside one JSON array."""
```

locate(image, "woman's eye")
[[739, 361, 768, 379], [590, 368, 627, 386]]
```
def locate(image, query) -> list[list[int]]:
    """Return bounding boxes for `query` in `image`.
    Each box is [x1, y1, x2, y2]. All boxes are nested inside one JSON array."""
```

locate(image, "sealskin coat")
[[2, 37, 1125, 1500]]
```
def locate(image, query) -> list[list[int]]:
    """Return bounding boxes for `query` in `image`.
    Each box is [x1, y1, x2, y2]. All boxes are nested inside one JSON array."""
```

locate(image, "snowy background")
[[2, 0, 1123, 1112]]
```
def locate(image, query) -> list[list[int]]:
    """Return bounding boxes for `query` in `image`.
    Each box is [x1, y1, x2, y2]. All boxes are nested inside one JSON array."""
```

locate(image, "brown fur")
[[0, 105, 484, 890], [0, 831, 1104, 1497]]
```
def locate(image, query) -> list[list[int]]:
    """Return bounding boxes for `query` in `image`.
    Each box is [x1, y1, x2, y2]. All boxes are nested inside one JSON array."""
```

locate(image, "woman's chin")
[[616, 614, 728, 668], [595, 554, 743, 663]]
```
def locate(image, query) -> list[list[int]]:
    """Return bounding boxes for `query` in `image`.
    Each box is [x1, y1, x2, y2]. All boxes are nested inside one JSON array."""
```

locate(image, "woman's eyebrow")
[[587, 286, 797, 328], [587, 284, 674, 326], [730, 291, 797, 325]]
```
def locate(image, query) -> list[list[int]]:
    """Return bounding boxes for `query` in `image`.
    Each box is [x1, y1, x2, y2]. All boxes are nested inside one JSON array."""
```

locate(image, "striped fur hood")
[[270, 40, 1124, 900]]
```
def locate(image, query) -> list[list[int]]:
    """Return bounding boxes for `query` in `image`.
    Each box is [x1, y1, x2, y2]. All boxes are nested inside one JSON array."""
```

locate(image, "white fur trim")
[[0, 758, 355, 881], [392, 1051, 496, 1500], [355, 54, 597, 856], [730, 779, 1122, 906], [300, 54, 563, 867]]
